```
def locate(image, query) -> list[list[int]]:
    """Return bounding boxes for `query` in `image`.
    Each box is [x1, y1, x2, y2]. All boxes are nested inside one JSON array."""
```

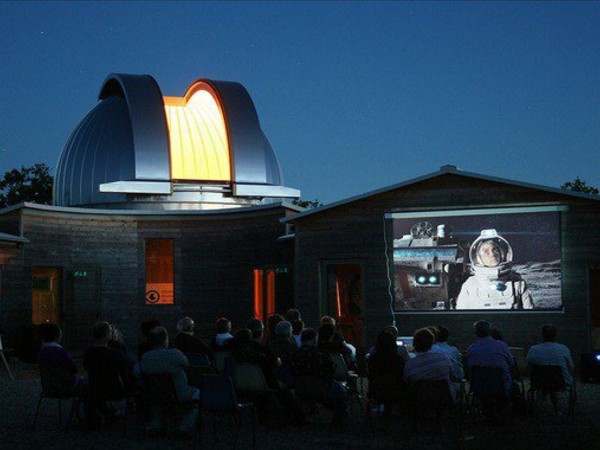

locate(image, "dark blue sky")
[[1, 2, 599, 204]]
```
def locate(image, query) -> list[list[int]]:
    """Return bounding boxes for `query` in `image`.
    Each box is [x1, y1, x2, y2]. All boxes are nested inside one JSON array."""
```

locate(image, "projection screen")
[[386, 206, 565, 312]]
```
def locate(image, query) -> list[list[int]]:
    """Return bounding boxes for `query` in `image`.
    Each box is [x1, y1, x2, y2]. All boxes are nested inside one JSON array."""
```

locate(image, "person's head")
[[437, 326, 449, 343], [177, 317, 195, 334], [300, 328, 317, 346], [542, 324, 558, 342], [285, 308, 301, 322], [291, 319, 304, 336], [38, 323, 61, 343], [320, 315, 336, 327], [476, 241, 502, 267], [275, 320, 292, 338], [267, 314, 284, 335], [141, 319, 162, 338], [233, 328, 253, 346], [383, 325, 399, 338], [246, 318, 264, 341], [427, 326, 440, 343], [215, 317, 232, 334], [375, 330, 397, 356], [148, 326, 169, 348], [93, 321, 112, 344], [490, 327, 504, 342], [413, 328, 435, 353], [474, 320, 491, 338], [318, 323, 335, 343]]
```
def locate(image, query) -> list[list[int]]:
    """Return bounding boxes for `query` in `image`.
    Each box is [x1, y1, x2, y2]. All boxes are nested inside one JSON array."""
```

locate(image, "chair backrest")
[[214, 351, 231, 374], [530, 364, 566, 392], [470, 365, 506, 398], [509, 347, 528, 376], [185, 353, 211, 368], [408, 379, 452, 409], [232, 362, 270, 396], [143, 373, 178, 406], [88, 372, 126, 401], [330, 353, 349, 381], [39, 365, 75, 398], [294, 375, 330, 403], [201, 374, 239, 412], [368, 371, 404, 401]]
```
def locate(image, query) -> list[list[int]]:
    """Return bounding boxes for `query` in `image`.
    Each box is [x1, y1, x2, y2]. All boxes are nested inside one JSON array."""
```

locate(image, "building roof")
[[281, 165, 600, 223], [0, 231, 28, 244], [54, 73, 299, 209]]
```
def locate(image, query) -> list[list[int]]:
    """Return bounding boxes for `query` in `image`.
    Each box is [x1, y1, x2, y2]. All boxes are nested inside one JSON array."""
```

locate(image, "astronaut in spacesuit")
[[456, 229, 533, 310]]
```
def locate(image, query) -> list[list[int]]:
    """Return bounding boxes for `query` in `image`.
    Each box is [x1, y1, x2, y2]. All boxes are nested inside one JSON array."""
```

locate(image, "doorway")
[[32, 267, 61, 325], [322, 262, 365, 347], [253, 267, 293, 322]]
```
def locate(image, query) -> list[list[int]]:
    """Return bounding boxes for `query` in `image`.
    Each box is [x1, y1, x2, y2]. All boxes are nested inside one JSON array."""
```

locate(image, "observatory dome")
[[54, 74, 299, 209]]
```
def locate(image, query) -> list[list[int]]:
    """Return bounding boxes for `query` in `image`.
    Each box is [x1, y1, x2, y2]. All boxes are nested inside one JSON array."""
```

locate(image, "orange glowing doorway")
[[253, 267, 293, 323], [323, 263, 364, 347]]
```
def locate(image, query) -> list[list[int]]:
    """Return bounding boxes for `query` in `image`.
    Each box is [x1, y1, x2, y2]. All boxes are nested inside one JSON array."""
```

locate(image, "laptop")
[[396, 336, 414, 352]]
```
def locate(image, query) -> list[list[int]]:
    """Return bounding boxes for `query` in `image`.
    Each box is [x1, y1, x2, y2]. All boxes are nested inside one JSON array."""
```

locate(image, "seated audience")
[[285, 308, 302, 322], [318, 323, 355, 371], [268, 320, 298, 388], [367, 331, 405, 427], [320, 315, 336, 327], [141, 326, 199, 435], [37, 322, 86, 394], [137, 319, 162, 360], [404, 328, 456, 400], [172, 317, 213, 360], [84, 321, 133, 425], [291, 319, 304, 347], [265, 314, 285, 344], [211, 317, 233, 351], [432, 326, 464, 380], [366, 325, 410, 362], [292, 328, 347, 427], [527, 324, 574, 386], [466, 320, 514, 394], [230, 319, 281, 389]]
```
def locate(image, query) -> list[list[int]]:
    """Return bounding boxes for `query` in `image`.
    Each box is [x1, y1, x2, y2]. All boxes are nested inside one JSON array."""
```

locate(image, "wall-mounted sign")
[[72, 271, 88, 278], [145, 282, 174, 305]]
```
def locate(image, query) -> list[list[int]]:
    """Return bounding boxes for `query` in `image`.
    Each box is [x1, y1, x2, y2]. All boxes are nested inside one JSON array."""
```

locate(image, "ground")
[[1, 364, 600, 449]]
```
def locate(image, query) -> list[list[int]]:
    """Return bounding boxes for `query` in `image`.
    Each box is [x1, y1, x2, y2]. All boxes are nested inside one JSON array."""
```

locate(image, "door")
[[323, 262, 365, 347], [253, 267, 293, 322], [32, 267, 61, 325]]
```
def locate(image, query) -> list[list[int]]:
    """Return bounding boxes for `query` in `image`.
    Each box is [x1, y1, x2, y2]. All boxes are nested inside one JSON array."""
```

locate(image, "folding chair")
[[468, 366, 510, 423], [529, 364, 576, 417], [365, 371, 405, 435], [200, 374, 257, 449], [330, 352, 363, 412], [184, 353, 214, 387], [32, 366, 82, 431], [407, 379, 455, 434]]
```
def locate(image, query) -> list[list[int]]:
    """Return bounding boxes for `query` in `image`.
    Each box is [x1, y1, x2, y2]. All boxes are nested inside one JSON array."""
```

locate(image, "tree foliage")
[[0, 163, 54, 208], [560, 177, 599, 196], [292, 198, 322, 209]]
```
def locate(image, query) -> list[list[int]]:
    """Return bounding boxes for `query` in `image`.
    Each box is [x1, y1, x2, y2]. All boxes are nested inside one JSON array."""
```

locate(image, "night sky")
[[1, 2, 599, 204]]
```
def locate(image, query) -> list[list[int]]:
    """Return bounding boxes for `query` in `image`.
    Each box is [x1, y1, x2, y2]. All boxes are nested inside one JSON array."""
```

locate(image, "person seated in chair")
[[365, 325, 410, 362], [432, 326, 464, 381], [466, 320, 515, 396], [211, 317, 233, 351], [527, 324, 574, 386], [292, 328, 348, 428], [268, 320, 298, 388], [172, 317, 213, 361], [367, 331, 406, 430], [137, 319, 162, 361], [141, 326, 199, 436], [404, 328, 456, 401], [84, 321, 133, 425], [37, 322, 87, 395], [318, 323, 355, 371]]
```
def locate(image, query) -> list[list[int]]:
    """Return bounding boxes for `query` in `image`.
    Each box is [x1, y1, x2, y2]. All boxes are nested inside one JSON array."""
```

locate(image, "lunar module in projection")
[[393, 221, 469, 310]]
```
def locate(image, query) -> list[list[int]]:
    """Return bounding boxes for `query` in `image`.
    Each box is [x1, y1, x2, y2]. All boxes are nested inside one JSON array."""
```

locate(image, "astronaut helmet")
[[469, 229, 513, 271]]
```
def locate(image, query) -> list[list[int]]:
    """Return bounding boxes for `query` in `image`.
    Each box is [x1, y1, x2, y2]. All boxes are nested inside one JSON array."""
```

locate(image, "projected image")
[[391, 209, 562, 311]]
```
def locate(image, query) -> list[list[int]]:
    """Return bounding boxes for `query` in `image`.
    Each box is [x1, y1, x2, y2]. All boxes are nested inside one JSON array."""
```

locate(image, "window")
[[145, 239, 174, 305]]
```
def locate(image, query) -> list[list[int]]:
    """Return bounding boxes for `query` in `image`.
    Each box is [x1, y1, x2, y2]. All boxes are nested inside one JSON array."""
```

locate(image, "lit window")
[[145, 239, 174, 305]]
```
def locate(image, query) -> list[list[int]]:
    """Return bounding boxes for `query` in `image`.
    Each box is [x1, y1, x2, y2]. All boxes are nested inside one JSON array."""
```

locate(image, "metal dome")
[[54, 73, 299, 209]]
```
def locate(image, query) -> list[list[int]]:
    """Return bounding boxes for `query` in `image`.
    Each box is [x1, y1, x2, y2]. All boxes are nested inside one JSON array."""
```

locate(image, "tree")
[[0, 163, 54, 208], [560, 177, 599, 196], [292, 198, 322, 209]]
